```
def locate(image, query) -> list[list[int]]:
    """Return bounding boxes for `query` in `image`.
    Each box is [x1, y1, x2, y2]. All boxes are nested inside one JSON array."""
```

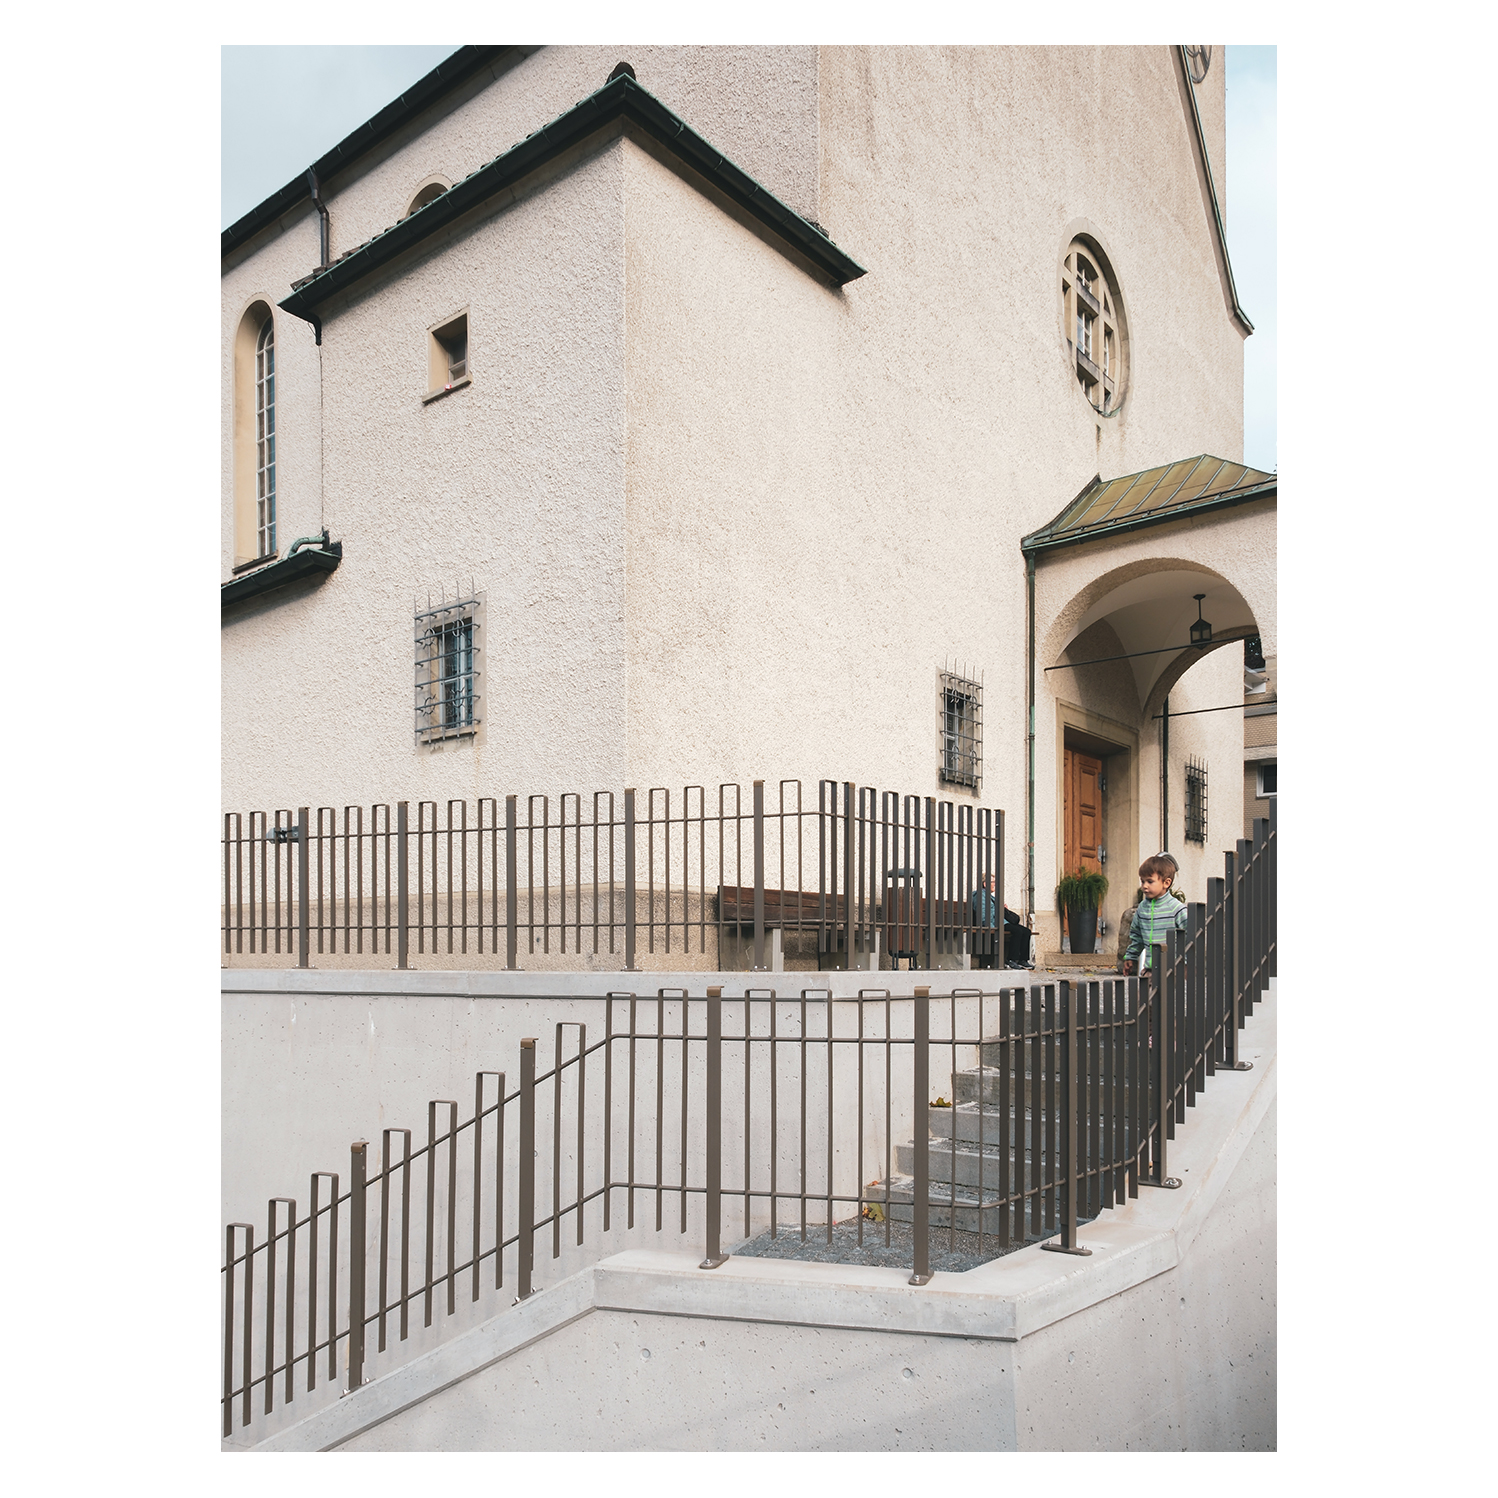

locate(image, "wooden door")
[[1063, 748, 1103, 877]]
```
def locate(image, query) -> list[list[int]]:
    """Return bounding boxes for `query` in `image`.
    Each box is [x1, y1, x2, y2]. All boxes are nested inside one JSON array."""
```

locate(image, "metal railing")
[[222, 805, 1274, 1439], [222, 779, 1009, 972]]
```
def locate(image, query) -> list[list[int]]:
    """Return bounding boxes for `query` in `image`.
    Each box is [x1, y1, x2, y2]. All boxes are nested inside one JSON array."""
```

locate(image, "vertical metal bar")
[[223, 1226, 245, 1436], [1143, 948, 1178, 1189], [264, 1200, 280, 1414], [910, 984, 932, 1285], [753, 780, 766, 970], [473, 1072, 503, 1301], [396, 802, 409, 970], [296, 809, 310, 968], [518, 1039, 536, 1299], [624, 789, 637, 972], [348, 1141, 367, 1391], [702, 986, 727, 1267], [240, 1224, 254, 1428], [1043, 983, 1090, 1255], [446, 1101, 458, 1313], [506, 795, 519, 969], [282, 1201, 297, 1402], [307, 1179, 321, 1392], [998, 986, 1012, 1248]]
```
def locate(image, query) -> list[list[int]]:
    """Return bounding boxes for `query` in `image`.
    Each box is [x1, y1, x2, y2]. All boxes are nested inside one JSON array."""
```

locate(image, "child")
[[1120, 853, 1186, 975]]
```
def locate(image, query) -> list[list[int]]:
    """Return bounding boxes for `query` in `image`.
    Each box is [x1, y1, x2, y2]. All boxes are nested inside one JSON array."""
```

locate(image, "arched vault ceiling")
[[1062, 569, 1256, 705]]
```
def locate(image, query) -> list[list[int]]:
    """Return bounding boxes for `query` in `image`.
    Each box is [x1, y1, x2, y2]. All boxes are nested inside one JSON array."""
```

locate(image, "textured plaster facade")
[[223, 44, 1263, 939]]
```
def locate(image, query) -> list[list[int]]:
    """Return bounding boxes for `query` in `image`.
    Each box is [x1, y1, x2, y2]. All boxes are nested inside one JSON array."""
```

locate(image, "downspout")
[[306, 167, 331, 270], [1175, 45, 1254, 337], [304, 169, 330, 348], [1026, 552, 1036, 925], [1160, 695, 1170, 852]]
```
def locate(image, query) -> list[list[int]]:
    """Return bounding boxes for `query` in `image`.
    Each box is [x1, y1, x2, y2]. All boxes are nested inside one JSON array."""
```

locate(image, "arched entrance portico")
[[1022, 456, 1275, 959]]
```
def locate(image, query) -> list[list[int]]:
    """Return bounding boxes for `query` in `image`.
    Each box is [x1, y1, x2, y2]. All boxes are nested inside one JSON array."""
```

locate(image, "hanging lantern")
[[1190, 593, 1212, 648]]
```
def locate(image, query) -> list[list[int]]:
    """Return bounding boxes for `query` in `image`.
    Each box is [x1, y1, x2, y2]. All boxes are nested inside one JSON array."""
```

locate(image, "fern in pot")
[[1057, 868, 1109, 955]]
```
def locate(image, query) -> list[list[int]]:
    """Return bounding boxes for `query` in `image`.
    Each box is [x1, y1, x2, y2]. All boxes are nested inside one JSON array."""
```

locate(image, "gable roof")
[[1022, 455, 1275, 555], [222, 46, 525, 259], [275, 71, 866, 335]]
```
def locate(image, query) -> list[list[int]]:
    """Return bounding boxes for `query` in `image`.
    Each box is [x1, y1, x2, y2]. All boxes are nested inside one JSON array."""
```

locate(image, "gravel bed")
[[728, 1211, 1097, 1275]]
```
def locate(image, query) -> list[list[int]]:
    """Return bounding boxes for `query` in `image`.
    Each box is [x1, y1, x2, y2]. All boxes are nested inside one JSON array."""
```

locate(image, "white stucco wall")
[[222, 44, 1259, 944]]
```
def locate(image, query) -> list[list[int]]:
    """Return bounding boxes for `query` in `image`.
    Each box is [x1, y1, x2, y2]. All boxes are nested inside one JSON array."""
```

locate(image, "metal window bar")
[[1184, 756, 1208, 844], [414, 595, 481, 743], [255, 318, 276, 557], [938, 671, 983, 790]]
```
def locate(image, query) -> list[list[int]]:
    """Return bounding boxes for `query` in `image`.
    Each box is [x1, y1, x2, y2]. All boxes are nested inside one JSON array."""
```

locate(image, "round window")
[[1061, 239, 1127, 415]]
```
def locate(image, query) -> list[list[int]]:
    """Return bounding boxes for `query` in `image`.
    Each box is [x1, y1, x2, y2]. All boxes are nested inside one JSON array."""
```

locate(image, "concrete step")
[[896, 1134, 1141, 1190], [873, 1174, 1070, 1239], [929, 1101, 1138, 1145], [952, 1067, 1139, 1108]]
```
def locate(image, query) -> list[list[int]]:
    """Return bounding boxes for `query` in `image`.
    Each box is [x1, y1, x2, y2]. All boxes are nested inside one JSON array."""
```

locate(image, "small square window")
[[426, 312, 470, 400], [1256, 762, 1277, 798], [938, 669, 982, 790], [415, 591, 481, 743]]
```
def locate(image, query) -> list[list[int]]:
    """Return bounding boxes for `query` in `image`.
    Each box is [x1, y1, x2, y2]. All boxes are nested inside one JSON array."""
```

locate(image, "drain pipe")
[[306, 167, 331, 270], [1026, 552, 1037, 925], [1160, 695, 1170, 851]]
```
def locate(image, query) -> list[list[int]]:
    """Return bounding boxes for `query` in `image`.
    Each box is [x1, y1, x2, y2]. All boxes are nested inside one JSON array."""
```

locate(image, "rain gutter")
[[1175, 44, 1254, 338], [276, 73, 866, 335], [221, 46, 525, 259], [1020, 478, 1276, 557]]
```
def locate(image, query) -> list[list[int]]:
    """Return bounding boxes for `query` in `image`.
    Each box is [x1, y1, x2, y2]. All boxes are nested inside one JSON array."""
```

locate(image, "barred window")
[[255, 317, 276, 557], [938, 669, 982, 789], [1185, 756, 1208, 844], [415, 592, 481, 742]]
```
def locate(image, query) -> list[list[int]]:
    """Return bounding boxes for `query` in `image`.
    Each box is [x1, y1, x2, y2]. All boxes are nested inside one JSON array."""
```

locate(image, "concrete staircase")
[[873, 1049, 1137, 1241]]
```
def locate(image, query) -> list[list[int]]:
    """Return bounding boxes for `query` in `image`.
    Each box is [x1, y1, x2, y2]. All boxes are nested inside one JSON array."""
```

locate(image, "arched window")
[[255, 318, 276, 557], [231, 300, 277, 567], [404, 180, 448, 219], [1060, 240, 1128, 414]]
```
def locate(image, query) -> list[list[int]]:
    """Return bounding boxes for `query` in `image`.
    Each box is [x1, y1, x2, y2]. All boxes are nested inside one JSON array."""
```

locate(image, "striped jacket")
[[1123, 892, 1187, 968]]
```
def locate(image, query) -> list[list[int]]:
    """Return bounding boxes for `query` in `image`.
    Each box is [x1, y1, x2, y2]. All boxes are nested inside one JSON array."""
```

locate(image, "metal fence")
[[222, 779, 1009, 973], [222, 805, 1274, 1441]]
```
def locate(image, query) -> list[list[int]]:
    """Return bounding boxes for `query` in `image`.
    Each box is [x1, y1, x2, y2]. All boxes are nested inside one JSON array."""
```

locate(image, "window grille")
[[255, 317, 276, 557], [415, 590, 481, 742], [938, 668, 983, 789], [1185, 755, 1208, 844]]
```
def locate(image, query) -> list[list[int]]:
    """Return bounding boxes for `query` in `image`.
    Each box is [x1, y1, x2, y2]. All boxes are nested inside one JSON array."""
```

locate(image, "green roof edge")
[[276, 73, 866, 331]]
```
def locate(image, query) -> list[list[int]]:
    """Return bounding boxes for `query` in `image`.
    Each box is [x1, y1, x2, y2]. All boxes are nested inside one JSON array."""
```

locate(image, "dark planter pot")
[[1066, 904, 1098, 955]]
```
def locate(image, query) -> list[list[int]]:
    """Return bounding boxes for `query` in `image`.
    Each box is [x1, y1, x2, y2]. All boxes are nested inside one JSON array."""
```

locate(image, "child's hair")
[[1138, 852, 1176, 883]]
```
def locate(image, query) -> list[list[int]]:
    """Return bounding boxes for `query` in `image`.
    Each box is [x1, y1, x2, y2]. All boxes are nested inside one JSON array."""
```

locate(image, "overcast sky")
[[223, 44, 1275, 468]]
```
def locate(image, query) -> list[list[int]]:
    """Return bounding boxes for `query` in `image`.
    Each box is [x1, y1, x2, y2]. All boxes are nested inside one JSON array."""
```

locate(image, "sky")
[[222, 44, 1276, 469]]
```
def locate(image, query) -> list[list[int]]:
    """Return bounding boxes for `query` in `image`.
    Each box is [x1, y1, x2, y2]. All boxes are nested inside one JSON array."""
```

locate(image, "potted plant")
[[1057, 868, 1109, 956]]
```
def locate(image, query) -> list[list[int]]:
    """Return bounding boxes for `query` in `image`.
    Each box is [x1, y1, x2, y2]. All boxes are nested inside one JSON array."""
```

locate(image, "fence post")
[[396, 801, 410, 971], [505, 795, 518, 970], [1216, 871, 1251, 1071], [1142, 948, 1180, 1188], [348, 1141, 367, 1389], [518, 1038, 536, 1298], [752, 780, 766, 971], [1267, 798, 1277, 980], [1043, 980, 1091, 1254], [297, 807, 310, 969], [924, 797, 936, 970], [909, 984, 933, 1285], [624, 790, 637, 973], [701, 987, 728, 1268]]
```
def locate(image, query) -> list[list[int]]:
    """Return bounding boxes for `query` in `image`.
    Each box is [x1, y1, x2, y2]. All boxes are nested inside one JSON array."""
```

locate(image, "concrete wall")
[[246, 983, 1275, 1452]]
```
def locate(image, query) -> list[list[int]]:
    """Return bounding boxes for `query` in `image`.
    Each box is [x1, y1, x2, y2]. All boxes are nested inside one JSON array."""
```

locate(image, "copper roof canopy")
[[1021, 455, 1275, 555]]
